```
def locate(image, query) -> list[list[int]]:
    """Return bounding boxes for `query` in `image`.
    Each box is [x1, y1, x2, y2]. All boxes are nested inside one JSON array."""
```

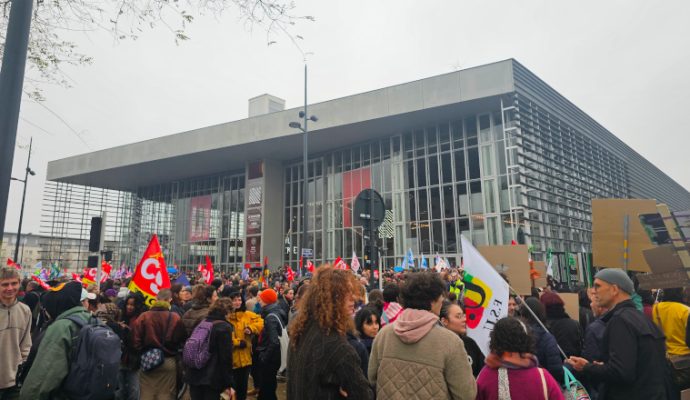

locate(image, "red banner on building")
[[342, 167, 371, 227], [128, 234, 171, 306], [189, 195, 212, 242]]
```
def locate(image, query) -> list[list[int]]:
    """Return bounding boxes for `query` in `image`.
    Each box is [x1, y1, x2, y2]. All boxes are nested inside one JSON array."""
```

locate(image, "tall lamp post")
[[11, 137, 35, 263], [289, 64, 318, 274]]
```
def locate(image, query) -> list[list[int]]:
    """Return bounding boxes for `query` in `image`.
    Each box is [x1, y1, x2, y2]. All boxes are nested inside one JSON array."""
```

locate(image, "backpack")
[[268, 313, 289, 373], [62, 315, 122, 400], [182, 320, 224, 369]]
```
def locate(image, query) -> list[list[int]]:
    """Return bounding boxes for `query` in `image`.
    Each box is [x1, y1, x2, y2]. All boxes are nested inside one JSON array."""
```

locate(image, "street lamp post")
[[289, 65, 318, 274], [11, 137, 35, 263]]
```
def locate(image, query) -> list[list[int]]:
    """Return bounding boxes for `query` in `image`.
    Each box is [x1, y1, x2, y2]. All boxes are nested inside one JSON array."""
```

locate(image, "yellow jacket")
[[227, 310, 264, 368], [653, 302, 690, 356]]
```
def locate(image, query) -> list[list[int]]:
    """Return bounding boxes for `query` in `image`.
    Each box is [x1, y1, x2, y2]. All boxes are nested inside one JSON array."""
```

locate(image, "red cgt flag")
[[198, 255, 214, 285], [333, 257, 349, 270], [307, 260, 315, 273], [128, 234, 171, 306]]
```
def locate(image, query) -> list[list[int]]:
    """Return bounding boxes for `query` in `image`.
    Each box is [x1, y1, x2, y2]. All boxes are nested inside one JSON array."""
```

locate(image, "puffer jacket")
[[368, 308, 476, 400], [19, 306, 91, 400], [227, 310, 263, 369], [182, 303, 210, 336]]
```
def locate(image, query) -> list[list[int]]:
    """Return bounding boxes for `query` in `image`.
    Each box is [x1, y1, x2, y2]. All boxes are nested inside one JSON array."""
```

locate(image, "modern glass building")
[[40, 59, 690, 276]]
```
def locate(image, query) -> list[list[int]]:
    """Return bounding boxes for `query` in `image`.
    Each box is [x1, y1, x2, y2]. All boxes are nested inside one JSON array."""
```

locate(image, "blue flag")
[[406, 248, 415, 269], [421, 256, 428, 269], [174, 273, 191, 287]]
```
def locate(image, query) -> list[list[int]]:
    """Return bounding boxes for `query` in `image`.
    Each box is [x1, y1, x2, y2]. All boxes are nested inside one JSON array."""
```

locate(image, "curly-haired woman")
[[287, 266, 373, 400], [369, 272, 476, 400], [475, 317, 564, 400]]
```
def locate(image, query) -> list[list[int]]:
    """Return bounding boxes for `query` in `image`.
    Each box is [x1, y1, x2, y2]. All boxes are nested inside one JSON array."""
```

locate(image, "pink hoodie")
[[393, 308, 440, 344]]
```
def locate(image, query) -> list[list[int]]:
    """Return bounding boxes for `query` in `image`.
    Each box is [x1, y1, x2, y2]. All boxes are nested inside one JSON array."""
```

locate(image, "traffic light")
[[88, 217, 102, 252]]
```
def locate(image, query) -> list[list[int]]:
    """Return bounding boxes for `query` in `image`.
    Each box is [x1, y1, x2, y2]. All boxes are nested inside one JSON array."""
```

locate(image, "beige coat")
[[368, 309, 477, 400]]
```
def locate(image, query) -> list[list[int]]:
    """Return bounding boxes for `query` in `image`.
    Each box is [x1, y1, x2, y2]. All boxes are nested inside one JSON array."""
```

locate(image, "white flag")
[[460, 236, 510, 356], [351, 251, 360, 273]]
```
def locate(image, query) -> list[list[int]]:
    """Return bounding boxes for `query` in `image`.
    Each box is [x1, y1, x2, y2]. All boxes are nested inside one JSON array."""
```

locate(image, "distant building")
[[1, 232, 99, 273], [40, 59, 690, 279]]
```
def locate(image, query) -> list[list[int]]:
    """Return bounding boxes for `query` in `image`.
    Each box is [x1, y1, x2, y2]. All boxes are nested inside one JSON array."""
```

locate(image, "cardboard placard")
[[637, 270, 690, 290], [559, 292, 580, 323], [643, 245, 684, 274], [477, 245, 532, 296], [592, 199, 657, 272]]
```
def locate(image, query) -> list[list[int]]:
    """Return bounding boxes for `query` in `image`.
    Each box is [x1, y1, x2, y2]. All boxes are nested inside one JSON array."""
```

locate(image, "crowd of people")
[[1, 262, 690, 399]]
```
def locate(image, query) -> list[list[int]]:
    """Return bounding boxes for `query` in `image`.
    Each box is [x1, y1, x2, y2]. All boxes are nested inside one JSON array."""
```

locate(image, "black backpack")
[[62, 315, 122, 400]]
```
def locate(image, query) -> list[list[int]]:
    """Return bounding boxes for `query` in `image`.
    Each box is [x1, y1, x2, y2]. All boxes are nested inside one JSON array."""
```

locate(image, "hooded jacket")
[[226, 310, 264, 369], [0, 299, 31, 389], [368, 308, 477, 400], [475, 353, 564, 400], [19, 305, 91, 400]]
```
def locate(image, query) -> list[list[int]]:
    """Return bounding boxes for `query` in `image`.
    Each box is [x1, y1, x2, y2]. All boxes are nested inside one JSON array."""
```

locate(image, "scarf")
[[151, 300, 171, 310], [485, 351, 538, 370]]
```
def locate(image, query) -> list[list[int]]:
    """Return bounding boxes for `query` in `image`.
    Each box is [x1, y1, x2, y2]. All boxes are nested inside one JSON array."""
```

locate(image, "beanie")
[[594, 268, 634, 294], [259, 289, 278, 305]]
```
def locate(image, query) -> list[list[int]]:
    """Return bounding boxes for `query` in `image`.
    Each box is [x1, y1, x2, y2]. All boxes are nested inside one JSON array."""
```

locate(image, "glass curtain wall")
[[283, 111, 515, 269]]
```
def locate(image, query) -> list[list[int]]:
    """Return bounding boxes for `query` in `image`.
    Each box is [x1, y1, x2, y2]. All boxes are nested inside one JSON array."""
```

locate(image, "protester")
[[134, 289, 187, 400], [226, 289, 263, 400], [366, 289, 384, 317], [0, 267, 32, 399], [541, 292, 582, 357], [578, 288, 594, 331], [287, 266, 373, 400], [369, 273, 476, 400], [354, 306, 380, 355], [288, 283, 309, 324], [567, 268, 671, 399], [20, 280, 41, 332], [184, 297, 235, 400], [475, 317, 564, 400], [19, 281, 89, 399], [639, 289, 655, 321], [117, 292, 147, 400], [380, 283, 403, 327], [182, 284, 217, 335], [170, 283, 186, 316], [507, 295, 518, 317], [581, 288, 609, 400], [440, 301, 484, 377], [518, 297, 564, 384], [245, 286, 259, 314], [652, 287, 690, 391], [254, 288, 287, 400]]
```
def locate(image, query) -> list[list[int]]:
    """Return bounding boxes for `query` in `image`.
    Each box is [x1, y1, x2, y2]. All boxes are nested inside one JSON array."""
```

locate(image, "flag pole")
[[507, 286, 568, 359]]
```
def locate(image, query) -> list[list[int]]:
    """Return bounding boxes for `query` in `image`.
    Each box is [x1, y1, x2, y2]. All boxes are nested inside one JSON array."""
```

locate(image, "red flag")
[[198, 255, 214, 285], [82, 268, 98, 285], [286, 266, 295, 282], [7, 258, 20, 270], [307, 260, 315, 273], [510, 240, 517, 246], [100, 261, 113, 283], [244, 263, 251, 270], [264, 256, 269, 267], [333, 257, 349, 270], [374, 269, 379, 280], [128, 234, 171, 306], [31, 275, 51, 291]]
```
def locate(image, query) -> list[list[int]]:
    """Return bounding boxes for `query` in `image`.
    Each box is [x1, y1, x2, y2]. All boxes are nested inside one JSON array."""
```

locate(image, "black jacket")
[[256, 303, 287, 368], [287, 321, 373, 400], [460, 335, 485, 378], [547, 314, 583, 357], [184, 315, 235, 391], [529, 322, 565, 384], [346, 332, 369, 376], [583, 300, 670, 400]]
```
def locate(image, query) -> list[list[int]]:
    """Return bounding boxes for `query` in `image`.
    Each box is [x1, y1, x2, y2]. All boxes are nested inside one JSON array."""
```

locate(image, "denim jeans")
[[116, 367, 140, 400]]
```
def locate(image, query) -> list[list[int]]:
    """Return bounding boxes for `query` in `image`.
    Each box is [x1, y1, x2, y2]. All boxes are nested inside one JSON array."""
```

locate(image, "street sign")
[[301, 248, 313, 257]]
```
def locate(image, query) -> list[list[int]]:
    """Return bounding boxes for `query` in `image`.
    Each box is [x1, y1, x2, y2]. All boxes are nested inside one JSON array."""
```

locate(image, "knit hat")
[[43, 281, 82, 319], [539, 292, 564, 307], [258, 289, 278, 305], [104, 289, 118, 298], [594, 268, 634, 294]]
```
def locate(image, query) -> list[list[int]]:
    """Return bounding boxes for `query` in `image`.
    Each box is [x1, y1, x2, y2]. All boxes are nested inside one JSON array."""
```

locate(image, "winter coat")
[[0, 299, 31, 389], [546, 312, 583, 357], [347, 332, 370, 376], [184, 315, 235, 391], [287, 321, 373, 400], [19, 306, 90, 400], [182, 303, 210, 336], [582, 317, 606, 362], [134, 306, 187, 356], [460, 335, 485, 378], [582, 300, 670, 400], [528, 322, 564, 385], [256, 303, 287, 369], [369, 308, 476, 400], [227, 310, 264, 369], [476, 356, 564, 400]]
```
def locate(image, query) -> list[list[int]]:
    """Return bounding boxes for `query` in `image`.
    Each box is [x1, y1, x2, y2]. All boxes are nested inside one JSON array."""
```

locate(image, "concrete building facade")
[[40, 59, 690, 275]]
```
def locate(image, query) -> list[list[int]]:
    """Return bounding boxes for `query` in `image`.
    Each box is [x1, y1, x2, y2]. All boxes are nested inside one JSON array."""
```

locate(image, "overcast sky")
[[5, 0, 690, 235]]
